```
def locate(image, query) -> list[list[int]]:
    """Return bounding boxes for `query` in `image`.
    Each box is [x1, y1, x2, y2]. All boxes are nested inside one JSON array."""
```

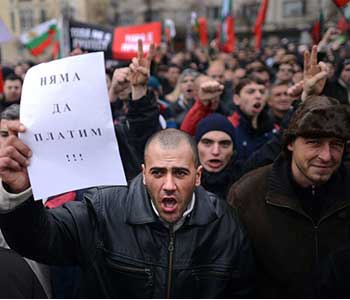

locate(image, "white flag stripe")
[[20, 19, 57, 44]]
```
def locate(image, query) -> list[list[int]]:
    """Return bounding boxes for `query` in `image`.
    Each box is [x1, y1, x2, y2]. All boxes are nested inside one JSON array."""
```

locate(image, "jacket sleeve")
[[0, 194, 99, 267], [116, 91, 160, 181], [229, 210, 257, 298], [126, 91, 159, 162], [238, 132, 283, 177], [180, 99, 213, 136]]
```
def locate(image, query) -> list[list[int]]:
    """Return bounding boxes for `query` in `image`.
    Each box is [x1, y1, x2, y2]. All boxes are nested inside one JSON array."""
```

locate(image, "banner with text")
[[68, 20, 113, 58], [20, 52, 127, 200], [112, 22, 161, 60]]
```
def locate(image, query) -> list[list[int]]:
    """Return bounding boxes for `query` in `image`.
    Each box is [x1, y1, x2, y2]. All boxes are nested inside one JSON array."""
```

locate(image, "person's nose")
[[318, 143, 332, 162], [255, 90, 263, 99], [163, 173, 176, 192], [211, 143, 220, 156]]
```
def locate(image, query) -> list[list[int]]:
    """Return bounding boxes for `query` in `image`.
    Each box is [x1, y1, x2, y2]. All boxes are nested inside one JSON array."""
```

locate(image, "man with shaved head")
[[0, 126, 256, 297]]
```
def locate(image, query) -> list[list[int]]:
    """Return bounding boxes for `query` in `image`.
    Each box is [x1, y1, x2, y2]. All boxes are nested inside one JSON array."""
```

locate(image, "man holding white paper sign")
[[0, 40, 256, 298]]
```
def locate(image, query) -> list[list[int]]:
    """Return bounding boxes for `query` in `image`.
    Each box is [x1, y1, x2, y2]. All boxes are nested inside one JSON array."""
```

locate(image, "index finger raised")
[[303, 49, 310, 72], [137, 39, 144, 61], [146, 43, 156, 65], [310, 45, 318, 66]]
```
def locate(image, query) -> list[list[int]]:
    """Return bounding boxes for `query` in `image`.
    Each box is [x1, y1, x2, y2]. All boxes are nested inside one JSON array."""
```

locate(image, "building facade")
[[0, 0, 341, 64]]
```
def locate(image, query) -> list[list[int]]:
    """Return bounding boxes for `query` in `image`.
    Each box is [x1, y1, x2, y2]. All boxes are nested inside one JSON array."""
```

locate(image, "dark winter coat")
[[0, 174, 256, 298], [0, 248, 47, 298], [228, 156, 350, 298]]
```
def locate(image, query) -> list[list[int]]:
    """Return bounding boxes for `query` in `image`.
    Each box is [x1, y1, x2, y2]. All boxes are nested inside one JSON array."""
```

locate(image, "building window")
[[40, 9, 47, 22], [283, 0, 305, 18], [239, 3, 260, 26], [19, 9, 34, 31], [148, 9, 161, 21], [10, 11, 16, 32], [206, 6, 220, 20], [119, 12, 134, 25]]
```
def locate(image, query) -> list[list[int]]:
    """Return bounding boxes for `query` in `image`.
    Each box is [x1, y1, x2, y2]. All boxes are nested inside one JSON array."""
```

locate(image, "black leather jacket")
[[0, 174, 256, 298]]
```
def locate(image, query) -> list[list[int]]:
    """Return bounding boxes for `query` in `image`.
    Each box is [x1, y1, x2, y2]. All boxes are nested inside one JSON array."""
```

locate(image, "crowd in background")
[[0, 23, 349, 298]]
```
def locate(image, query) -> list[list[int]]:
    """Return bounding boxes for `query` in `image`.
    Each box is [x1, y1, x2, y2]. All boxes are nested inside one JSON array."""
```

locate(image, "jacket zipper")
[[166, 227, 175, 299], [311, 185, 315, 197], [267, 198, 349, 272]]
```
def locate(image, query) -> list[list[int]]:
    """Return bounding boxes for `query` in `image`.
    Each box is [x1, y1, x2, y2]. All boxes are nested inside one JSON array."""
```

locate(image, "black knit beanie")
[[195, 113, 235, 144]]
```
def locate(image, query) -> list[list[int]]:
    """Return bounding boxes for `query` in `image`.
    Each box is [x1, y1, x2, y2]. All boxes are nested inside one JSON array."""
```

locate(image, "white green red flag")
[[164, 19, 176, 42], [311, 10, 324, 44], [20, 19, 58, 56], [219, 0, 235, 52], [332, 0, 350, 34]]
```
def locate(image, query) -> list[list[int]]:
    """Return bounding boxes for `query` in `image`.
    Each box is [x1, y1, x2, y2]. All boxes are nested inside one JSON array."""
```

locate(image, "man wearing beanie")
[[195, 113, 241, 199], [228, 95, 350, 298]]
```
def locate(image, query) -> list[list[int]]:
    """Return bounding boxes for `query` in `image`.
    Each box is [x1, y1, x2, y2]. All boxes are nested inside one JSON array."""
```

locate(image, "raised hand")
[[196, 75, 224, 106], [302, 45, 328, 101], [109, 67, 131, 102], [287, 80, 304, 99], [69, 44, 87, 56], [128, 39, 155, 87], [0, 121, 31, 193]]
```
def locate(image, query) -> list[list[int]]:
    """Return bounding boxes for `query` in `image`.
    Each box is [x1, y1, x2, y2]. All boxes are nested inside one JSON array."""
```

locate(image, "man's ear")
[[195, 165, 203, 187], [233, 94, 240, 106], [141, 164, 146, 185], [287, 141, 294, 152]]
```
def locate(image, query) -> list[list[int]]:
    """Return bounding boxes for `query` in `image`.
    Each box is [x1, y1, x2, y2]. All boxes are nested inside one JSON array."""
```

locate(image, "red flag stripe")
[[254, 0, 269, 49], [333, 0, 350, 8], [198, 17, 208, 47], [0, 65, 3, 94]]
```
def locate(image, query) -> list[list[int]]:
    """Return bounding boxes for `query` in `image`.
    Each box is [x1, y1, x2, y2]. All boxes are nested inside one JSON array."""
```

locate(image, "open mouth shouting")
[[161, 197, 178, 213], [252, 102, 263, 113], [207, 159, 223, 170]]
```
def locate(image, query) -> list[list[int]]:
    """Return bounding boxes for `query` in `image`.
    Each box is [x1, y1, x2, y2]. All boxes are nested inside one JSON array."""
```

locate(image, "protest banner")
[[20, 52, 126, 200], [112, 22, 161, 60], [69, 20, 113, 58]]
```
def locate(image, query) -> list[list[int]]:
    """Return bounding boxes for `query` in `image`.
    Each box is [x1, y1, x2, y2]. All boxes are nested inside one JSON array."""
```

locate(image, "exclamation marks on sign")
[[66, 154, 84, 162]]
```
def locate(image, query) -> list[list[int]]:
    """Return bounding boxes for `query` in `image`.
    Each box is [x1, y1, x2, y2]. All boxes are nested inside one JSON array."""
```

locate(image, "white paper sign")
[[20, 52, 127, 200]]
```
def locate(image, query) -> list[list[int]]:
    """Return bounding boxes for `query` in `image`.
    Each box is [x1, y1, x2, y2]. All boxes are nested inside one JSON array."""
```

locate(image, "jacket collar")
[[125, 174, 221, 226], [266, 155, 350, 216]]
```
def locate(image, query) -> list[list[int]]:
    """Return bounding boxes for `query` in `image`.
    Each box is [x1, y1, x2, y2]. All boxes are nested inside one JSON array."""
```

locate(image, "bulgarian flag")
[[219, 0, 235, 53], [164, 19, 176, 43], [311, 10, 324, 44], [332, 0, 350, 33], [20, 19, 58, 56], [254, 0, 269, 50]]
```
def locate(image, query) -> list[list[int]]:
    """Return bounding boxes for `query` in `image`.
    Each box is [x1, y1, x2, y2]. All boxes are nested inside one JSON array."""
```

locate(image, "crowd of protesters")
[[0, 23, 349, 298]]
